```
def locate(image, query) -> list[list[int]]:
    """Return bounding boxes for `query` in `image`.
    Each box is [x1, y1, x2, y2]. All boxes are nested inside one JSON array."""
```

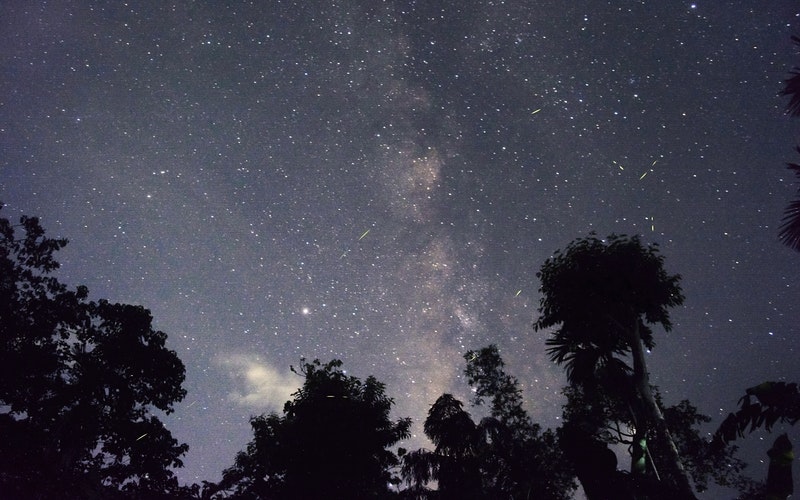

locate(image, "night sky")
[[2, 1, 799, 494]]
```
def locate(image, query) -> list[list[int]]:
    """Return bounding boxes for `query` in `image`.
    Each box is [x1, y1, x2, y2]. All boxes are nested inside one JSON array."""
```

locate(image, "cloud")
[[216, 354, 301, 411]]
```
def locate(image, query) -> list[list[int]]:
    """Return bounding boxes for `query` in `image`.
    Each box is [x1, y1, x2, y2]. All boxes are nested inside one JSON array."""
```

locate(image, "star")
[[1, 2, 797, 496]]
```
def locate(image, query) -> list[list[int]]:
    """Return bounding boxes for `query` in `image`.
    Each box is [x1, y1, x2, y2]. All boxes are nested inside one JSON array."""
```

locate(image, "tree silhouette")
[[0, 208, 189, 498], [464, 345, 575, 500], [401, 345, 574, 500], [779, 35, 800, 251], [400, 394, 483, 499], [559, 380, 757, 496], [212, 358, 411, 500], [534, 233, 695, 499]]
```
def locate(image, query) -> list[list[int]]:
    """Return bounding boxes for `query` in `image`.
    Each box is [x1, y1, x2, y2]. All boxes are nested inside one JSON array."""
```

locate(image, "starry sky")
[[2, 0, 800, 494]]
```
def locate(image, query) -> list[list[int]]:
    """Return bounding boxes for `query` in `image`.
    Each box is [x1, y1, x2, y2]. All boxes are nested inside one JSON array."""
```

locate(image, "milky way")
[[2, 2, 800, 495]]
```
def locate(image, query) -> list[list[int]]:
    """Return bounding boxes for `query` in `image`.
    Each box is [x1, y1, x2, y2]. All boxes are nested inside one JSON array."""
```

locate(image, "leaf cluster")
[[714, 382, 800, 448], [780, 149, 800, 251], [402, 345, 575, 500], [213, 358, 411, 500], [534, 234, 683, 385], [0, 208, 189, 498], [660, 400, 757, 494]]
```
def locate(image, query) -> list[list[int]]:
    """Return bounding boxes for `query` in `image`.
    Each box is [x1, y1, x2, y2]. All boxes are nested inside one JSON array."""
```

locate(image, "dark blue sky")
[[2, 1, 799, 495]]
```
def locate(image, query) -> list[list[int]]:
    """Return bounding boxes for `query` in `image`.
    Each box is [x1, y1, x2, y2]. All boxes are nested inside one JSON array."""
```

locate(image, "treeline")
[[2, 208, 798, 499]]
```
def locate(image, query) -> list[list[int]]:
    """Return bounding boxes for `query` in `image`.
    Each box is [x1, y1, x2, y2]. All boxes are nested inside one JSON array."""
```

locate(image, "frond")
[[779, 161, 800, 252], [544, 337, 576, 366], [546, 343, 600, 386], [779, 199, 800, 251], [782, 71, 800, 116], [782, 36, 800, 116]]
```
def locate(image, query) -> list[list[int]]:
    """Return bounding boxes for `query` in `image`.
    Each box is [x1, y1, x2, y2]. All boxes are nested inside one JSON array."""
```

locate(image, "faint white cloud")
[[216, 354, 301, 411]]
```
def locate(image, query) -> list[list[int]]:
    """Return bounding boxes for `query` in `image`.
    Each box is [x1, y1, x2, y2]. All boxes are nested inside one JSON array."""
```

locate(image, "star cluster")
[[2, 1, 799, 492]]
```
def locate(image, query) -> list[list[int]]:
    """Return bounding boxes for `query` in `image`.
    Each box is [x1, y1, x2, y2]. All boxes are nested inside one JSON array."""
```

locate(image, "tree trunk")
[[766, 434, 793, 500], [628, 320, 697, 500]]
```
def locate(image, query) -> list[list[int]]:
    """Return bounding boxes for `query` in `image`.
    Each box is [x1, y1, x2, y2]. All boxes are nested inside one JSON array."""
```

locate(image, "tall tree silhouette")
[[0, 208, 189, 498], [400, 394, 483, 499], [779, 35, 800, 251], [401, 345, 574, 500], [213, 358, 411, 500], [534, 233, 696, 499]]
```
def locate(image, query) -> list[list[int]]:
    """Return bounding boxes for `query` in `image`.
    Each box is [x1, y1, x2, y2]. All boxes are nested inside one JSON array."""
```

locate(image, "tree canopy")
[[534, 233, 694, 499], [3, 210, 787, 499], [211, 358, 411, 499], [401, 345, 575, 500], [534, 233, 684, 385], [0, 208, 189, 498]]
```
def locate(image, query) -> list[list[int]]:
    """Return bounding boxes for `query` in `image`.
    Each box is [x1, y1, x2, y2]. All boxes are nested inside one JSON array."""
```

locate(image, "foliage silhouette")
[[711, 382, 800, 497], [658, 399, 761, 496], [0, 207, 189, 498], [463, 345, 573, 500], [5, 209, 782, 499], [400, 394, 483, 499], [710, 381, 800, 499], [779, 35, 800, 251], [211, 358, 411, 499], [782, 36, 800, 117], [401, 345, 574, 500], [533, 233, 696, 499], [714, 382, 800, 447], [560, 384, 757, 497], [779, 154, 800, 252]]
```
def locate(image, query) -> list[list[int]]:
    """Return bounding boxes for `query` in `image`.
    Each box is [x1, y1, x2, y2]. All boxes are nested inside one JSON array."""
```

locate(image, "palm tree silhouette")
[[779, 35, 800, 251]]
